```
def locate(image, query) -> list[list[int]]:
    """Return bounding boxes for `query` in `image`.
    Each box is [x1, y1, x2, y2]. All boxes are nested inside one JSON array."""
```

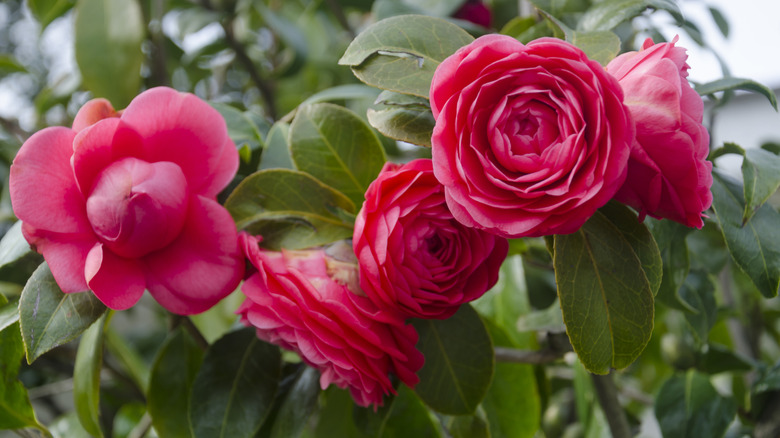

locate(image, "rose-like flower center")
[[86, 157, 189, 258]]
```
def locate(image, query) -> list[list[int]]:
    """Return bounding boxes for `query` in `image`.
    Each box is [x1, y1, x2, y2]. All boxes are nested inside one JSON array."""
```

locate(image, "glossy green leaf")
[[299, 84, 381, 109], [696, 343, 753, 374], [570, 30, 621, 66], [353, 385, 441, 437], [742, 147, 780, 223], [708, 141, 745, 161], [339, 15, 474, 98], [648, 218, 695, 312], [104, 327, 150, 394], [0, 295, 44, 432], [26, 0, 75, 29], [225, 169, 356, 250], [411, 304, 494, 415], [73, 313, 108, 438], [210, 102, 266, 153], [500, 16, 537, 39], [0, 299, 19, 333], [74, 0, 144, 108], [710, 172, 780, 298], [148, 327, 204, 438], [655, 371, 736, 438], [259, 122, 294, 171], [0, 221, 44, 285], [482, 321, 540, 438], [696, 77, 778, 110], [553, 204, 656, 374], [289, 103, 386, 206], [708, 6, 729, 38], [267, 367, 321, 438], [189, 328, 282, 438], [367, 91, 435, 147], [577, 0, 683, 32], [19, 262, 108, 363], [311, 387, 361, 438], [678, 271, 717, 343]]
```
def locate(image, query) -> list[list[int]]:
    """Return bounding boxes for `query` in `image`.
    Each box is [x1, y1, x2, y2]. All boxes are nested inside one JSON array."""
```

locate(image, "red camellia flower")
[[430, 35, 634, 238], [607, 37, 712, 228], [236, 234, 423, 408], [9, 87, 244, 314], [353, 159, 508, 319]]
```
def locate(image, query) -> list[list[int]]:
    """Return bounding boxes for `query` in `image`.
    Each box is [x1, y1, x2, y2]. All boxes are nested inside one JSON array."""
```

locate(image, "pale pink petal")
[[197, 135, 239, 198], [22, 223, 96, 293], [85, 243, 145, 310], [10, 127, 91, 235], [143, 196, 243, 315], [72, 98, 120, 132], [119, 87, 234, 196]]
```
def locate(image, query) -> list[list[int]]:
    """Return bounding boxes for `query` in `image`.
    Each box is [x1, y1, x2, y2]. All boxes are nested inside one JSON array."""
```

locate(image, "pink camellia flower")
[[236, 234, 423, 408], [9, 87, 244, 314], [430, 35, 634, 238], [354, 159, 508, 319], [607, 37, 712, 228]]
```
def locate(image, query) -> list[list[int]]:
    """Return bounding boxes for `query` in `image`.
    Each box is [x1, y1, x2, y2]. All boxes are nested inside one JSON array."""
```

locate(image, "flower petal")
[[143, 196, 243, 314], [10, 127, 91, 235], [85, 243, 145, 310], [72, 98, 120, 132], [22, 223, 96, 293]]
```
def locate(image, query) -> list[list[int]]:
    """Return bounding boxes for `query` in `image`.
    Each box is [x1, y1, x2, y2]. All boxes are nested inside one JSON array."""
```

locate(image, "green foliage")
[[265, 367, 321, 438], [73, 313, 108, 437], [0, 221, 44, 285], [339, 15, 474, 98], [554, 203, 658, 374], [411, 305, 494, 415], [576, 0, 683, 32], [654, 371, 737, 438], [367, 91, 435, 147], [696, 77, 778, 110], [19, 263, 108, 363]]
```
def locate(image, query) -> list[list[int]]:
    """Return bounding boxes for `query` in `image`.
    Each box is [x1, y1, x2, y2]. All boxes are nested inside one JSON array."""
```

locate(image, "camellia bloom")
[[431, 35, 634, 238], [354, 159, 508, 319], [453, 0, 492, 28], [10, 87, 244, 314], [236, 234, 423, 408], [607, 37, 712, 228]]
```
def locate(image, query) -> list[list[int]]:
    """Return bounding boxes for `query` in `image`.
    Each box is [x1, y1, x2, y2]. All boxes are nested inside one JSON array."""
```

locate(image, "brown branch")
[[591, 373, 632, 438], [494, 347, 566, 364]]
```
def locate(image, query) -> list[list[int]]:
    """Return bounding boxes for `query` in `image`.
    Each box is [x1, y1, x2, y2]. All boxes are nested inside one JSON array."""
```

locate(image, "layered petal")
[[22, 224, 96, 293], [85, 243, 146, 310], [72, 98, 120, 132]]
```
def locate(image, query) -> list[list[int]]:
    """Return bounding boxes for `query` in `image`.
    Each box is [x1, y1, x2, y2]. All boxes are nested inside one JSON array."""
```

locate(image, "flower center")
[[86, 157, 189, 258]]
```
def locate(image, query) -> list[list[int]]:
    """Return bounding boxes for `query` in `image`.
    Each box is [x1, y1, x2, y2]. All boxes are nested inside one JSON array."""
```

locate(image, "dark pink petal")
[[85, 243, 145, 310], [10, 127, 91, 235], [144, 195, 243, 315], [72, 118, 144, 195], [119, 87, 235, 196], [22, 223, 96, 293]]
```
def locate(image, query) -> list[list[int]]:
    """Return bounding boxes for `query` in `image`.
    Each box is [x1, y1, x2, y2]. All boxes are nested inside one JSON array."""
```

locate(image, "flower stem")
[[591, 372, 631, 438]]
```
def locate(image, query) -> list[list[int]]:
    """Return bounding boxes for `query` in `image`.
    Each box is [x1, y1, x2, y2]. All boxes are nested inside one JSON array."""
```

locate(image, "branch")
[[591, 373, 632, 438], [494, 347, 566, 364], [0, 115, 28, 143], [323, 0, 355, 38]]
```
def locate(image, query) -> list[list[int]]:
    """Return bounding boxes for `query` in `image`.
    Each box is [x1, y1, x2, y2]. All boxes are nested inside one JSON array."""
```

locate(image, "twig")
[[591, 373, 632, 438], [0, 115, 28, 142], [323, 0, 355, 38], [494, 347, 566, 364], [128, 412, 154, 438]]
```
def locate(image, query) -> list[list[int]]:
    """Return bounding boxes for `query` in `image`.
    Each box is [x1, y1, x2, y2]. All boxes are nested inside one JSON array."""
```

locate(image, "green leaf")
[[708, 141, 744, 161], [210, 102, 266, 153], [411, 304, 494, 415], [577, 0, 683, 32], [570, 31, 621, 66], [696, 78, 778, 111], [449, 410, 490, 438], [26, 0, 75, 30], [678, 271, 717, 343], [0, 55, 27, 74], [289, 103, 386, 207], [353, 385, 441, 437], [112, 402, 146, 438], [74, 0, 144, 108], [224, 169, 356, 250], [367, 91, 435, 147], [0, 299, 19, 333], [338, 15, 474, 98], [189, 328, 281, 438], [553, 205, 656, 374], [259, 122, 294, 171], [696, 343, 753, 374], [742, 147, 780, 223], [0, 221, 44, 285], [104, 327, 150, 394], [481, 321, 540, 438], [148, 327, 204, 438], [73, 313, 108, 438], [311, 387, 361, 438], [19, 262, 108, 363], [299, 84, 382, 109], [499, 16, 537, 39], [655, 371, 736, 438], [268, 367, 321, 438], [710, 172, 780, 298], [648, 218, 695, 312], [0, 295, 44, 432], [708, 7, 729, 38]]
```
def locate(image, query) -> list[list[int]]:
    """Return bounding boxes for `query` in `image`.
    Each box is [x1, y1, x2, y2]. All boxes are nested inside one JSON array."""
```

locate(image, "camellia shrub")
[[0, 0, 779, 437]]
